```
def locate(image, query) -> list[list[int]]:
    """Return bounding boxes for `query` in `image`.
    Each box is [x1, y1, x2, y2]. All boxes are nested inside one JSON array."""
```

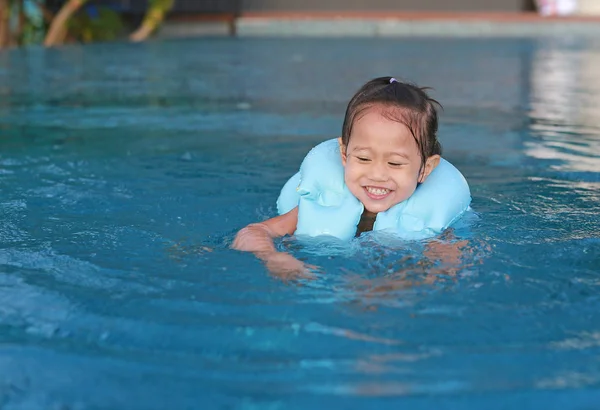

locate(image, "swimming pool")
[[0, 36, 599, 409]]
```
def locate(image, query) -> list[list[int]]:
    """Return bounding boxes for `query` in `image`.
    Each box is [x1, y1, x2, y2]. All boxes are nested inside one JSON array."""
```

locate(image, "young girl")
[[232, 77, 445, 276]]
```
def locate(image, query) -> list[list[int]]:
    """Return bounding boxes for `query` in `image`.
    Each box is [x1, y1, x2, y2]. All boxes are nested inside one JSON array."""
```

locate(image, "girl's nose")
[[369, 161, 389, 182]]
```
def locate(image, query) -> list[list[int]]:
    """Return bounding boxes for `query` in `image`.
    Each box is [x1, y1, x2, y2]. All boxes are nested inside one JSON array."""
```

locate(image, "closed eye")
[[356, 156, 371, 162], [388, 162, 406, 167]]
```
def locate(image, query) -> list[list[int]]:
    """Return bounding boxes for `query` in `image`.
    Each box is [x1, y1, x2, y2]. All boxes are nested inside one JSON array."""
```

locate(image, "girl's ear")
[[418, 155, 441, 183], [338, 137, 347, 166]]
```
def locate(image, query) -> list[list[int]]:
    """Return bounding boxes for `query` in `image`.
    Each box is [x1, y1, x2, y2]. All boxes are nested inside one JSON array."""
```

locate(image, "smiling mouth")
[[364, 186, 392, 199]]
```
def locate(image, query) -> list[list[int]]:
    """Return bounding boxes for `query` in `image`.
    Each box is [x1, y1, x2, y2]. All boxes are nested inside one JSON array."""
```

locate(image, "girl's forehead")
[[352, 109, 413, 138], [349, 129, 418, 153], [349, 108, 420, 152]]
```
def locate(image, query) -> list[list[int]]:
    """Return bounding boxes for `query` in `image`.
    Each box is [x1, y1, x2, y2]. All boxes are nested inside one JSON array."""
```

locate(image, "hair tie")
[[389, 77, 398, 84]]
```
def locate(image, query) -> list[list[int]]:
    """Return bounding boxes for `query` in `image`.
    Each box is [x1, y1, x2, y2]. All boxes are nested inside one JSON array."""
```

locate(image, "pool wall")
[[158, 11, 600, 39]]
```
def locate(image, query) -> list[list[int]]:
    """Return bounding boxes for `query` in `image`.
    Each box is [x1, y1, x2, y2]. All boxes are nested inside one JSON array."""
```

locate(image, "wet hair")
[[340, 76, 442, 169]]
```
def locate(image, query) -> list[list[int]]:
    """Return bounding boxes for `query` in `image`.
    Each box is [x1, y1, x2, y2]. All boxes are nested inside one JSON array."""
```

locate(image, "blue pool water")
[[0, 37, 599, 409]]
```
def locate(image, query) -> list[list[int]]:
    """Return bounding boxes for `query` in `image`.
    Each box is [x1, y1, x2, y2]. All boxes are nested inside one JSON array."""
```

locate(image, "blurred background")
[[1, 0, 599, 49]]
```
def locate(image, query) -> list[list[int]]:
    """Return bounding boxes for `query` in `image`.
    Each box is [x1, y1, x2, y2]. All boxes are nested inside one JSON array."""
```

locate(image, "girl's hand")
[[232, 223, 276, 253], [261, 252, 318, 282]]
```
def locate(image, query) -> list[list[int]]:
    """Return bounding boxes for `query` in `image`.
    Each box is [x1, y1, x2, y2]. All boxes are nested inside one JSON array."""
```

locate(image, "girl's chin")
[[362, 202, 394, 214]]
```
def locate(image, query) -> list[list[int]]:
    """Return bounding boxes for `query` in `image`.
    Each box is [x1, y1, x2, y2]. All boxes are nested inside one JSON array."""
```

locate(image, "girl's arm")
[[232, 207, 313, 280], [231, 207, 298, 255]]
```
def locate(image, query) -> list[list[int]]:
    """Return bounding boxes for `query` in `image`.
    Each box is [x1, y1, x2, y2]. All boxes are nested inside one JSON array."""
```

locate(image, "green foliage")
[[68, 5, 124, 43], [1, 0, 174, 47], [149, 0, 175, 10], [20, 0, 45, 45]]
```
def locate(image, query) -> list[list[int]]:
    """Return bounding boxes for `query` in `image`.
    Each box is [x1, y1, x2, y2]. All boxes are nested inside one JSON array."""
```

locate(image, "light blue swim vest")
[[276, 139, 471, 241]]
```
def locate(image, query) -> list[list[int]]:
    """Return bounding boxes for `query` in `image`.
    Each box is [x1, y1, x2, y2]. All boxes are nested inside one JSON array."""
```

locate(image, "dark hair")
[[341, 77, 442, 168]]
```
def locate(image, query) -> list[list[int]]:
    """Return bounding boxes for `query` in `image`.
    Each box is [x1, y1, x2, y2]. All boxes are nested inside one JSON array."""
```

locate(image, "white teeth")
[[366, 187, 390, 196]]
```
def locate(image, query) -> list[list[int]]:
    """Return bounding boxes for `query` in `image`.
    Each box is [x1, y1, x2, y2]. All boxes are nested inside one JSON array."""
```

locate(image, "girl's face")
[[340, 105, 439, 215]]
